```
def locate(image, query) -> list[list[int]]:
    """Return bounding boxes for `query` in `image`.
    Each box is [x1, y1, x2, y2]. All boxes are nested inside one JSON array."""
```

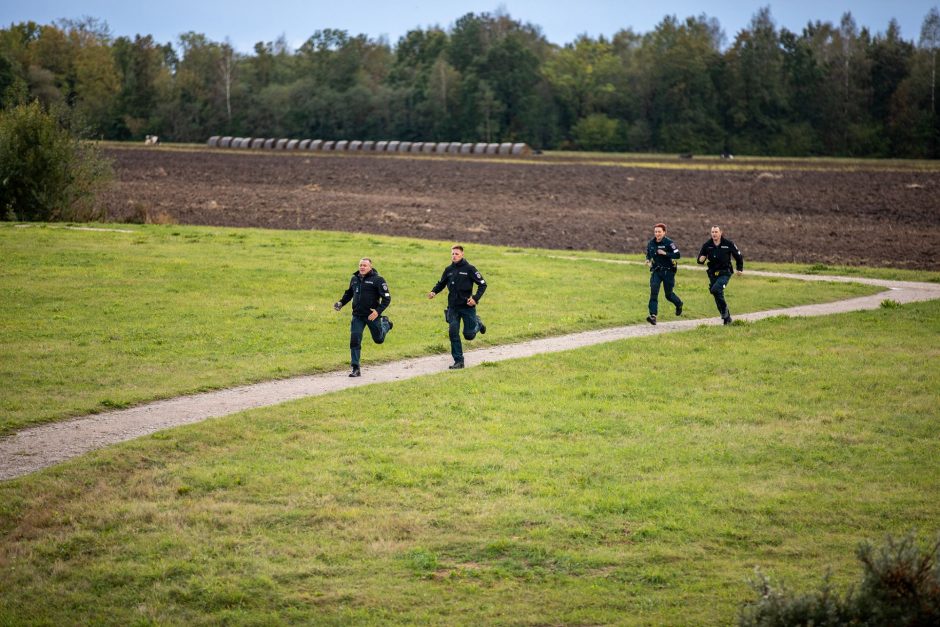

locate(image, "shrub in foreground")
[[739, 534, 940, 626], [0, 100, 112, 221]]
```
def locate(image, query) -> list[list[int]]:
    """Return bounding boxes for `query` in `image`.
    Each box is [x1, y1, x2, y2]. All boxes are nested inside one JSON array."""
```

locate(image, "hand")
[[645, 259, 651, 267], [698, 255, 706, 263], [737, 270, 744, 275], [368, 309, 378, 321], [657, 249, 667, 255], [333, 301, 342, 311], [427, 291, 436, 299], [467, 297, 476, 307]]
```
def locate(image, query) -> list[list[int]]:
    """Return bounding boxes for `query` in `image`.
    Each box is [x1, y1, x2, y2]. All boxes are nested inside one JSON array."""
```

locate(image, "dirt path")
[[2, 269, 938, 481]]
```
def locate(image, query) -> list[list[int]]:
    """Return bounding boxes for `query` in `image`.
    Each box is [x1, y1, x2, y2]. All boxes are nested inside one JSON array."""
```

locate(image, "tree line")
[[2, 7, 939, 157]]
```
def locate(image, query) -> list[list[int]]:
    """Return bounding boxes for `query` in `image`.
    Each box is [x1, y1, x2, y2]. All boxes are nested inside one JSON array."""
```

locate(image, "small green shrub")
[[0, 100, 112, 221], [739, 534, 940, 626], [880, 299, 901, 309]]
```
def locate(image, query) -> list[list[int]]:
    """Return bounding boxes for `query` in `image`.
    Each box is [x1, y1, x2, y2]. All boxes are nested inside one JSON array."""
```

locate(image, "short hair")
[[359, 257, 372, 264], [654, 223, 667, 231], [451, 245, 464, 252], [711, 225, 722, 231]]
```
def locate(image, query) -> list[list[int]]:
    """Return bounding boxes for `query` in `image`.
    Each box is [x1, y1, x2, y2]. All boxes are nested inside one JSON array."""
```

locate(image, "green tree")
[[920, 6, 940, 115], [723, 7, 789, 154], [543, 35, 621, 130], [638, 15, 725, 153], [0, 100, 112, 221]]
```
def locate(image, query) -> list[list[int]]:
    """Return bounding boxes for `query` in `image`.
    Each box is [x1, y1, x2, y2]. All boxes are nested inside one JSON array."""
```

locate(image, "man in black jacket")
[[645, 223, 683, 325], [697, 226, 744, 325], [334, 258, 393, 377], [427, 245, 487, 369]]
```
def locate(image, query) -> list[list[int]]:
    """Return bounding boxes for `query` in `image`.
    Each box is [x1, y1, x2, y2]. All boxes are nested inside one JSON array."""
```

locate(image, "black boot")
[[646, 314, 657, 325], [349, 365, 361, 377], [449, 361, 464, 369]]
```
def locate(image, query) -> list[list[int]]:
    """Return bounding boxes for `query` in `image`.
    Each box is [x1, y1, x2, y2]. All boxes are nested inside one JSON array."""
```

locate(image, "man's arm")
[[335, 281, 354, 310], [470, 267, 487, 303], [697, 243, 708, 264], [731, 241, 744, 272], [427, 269, 448, 299], [376, 277, 391, 313]]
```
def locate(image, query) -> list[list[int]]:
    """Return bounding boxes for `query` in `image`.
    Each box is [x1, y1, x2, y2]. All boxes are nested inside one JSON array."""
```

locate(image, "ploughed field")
[[101, 146, 940, 270]]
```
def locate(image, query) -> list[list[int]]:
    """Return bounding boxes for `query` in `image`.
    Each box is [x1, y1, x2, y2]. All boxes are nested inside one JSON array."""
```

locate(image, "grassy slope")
[[0, 223, 888, 434], [0, 300, 937, 624]]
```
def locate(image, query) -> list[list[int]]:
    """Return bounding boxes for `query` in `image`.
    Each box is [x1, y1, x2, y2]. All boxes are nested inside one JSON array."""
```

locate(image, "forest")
[[1, 6, 939, 157]]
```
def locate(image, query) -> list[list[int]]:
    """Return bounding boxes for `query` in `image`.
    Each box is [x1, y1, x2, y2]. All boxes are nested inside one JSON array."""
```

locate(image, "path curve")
[[2, 269, 938, 481]]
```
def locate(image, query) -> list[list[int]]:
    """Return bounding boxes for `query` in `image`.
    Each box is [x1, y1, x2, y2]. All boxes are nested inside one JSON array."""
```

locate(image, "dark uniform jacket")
[[646, 236, 681, 272], [697, 237, 744, 276], [339, 269, 391, 316], [432, 258, 487, 308]]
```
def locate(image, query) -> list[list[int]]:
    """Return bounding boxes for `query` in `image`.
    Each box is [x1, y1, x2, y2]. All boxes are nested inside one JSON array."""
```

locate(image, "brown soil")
[[100, 147, 940, 270]]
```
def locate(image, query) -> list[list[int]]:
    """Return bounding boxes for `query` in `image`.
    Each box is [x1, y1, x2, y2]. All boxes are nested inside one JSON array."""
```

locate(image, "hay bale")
[[308, 139, 323, 151], [498, 142, 513, 154], [375, 141, 389, 151], [474, 142, 488, 154], [264, 138, 276, 149], [275, 138, 289, 149], [423, 142, 438, 153], [335, 140, 349, 151], [461, 143, 474, 154], [349, 140, 362, 151], [207, 136, 220, 147], [322, 140, 336, 151], [511, 143, 531, 155], [362, 141, 374, 151], [298, 139, 311, 149], [220, 136, 233, 148], [250, 138, 265, 149], [410, 142, 424, 152], [448, 142, 462, 153], [286, 139, 299, 150], [486, 143, 500, 154], [389, 141, 403, 152]]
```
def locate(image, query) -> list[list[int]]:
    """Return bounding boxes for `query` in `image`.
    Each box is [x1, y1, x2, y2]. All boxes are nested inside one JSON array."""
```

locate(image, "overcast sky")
[[4, 1, 938, 52]]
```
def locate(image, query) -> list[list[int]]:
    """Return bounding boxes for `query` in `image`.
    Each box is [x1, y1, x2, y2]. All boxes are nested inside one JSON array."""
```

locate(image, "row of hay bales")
[[206, 136, 532, 155]]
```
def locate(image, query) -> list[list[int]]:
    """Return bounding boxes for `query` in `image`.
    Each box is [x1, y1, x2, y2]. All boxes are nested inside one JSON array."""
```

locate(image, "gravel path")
[[2, 269, 938, 481]]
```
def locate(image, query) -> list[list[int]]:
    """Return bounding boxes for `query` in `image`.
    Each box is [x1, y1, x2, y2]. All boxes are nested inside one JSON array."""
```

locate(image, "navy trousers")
[[350, 314, 389, 366]]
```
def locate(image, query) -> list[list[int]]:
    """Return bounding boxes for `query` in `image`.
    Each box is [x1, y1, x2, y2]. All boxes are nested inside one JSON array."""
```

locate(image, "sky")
[[3, 1, 938, 53]]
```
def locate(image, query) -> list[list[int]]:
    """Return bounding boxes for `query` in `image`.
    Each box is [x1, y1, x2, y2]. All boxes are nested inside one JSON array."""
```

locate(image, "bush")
[[0, 100, 112, 221], [739, 534, 940, 626], [571, 113, 627, 152]]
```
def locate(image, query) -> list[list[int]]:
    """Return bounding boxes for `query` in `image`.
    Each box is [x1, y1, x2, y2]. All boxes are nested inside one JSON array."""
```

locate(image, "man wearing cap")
[[645, 223, 684, 325], [333, 258, 393, 377], [697, 225, 744, 325], [427, 245, 487, 369]]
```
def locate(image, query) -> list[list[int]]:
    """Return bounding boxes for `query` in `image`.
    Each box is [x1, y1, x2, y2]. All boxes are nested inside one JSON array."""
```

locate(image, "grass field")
[[0, 297, 937, 624], [0, 223, 888, 435]]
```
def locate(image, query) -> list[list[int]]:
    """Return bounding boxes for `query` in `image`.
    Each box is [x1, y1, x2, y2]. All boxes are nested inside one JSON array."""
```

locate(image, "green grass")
[[0, 223, 882, 434], [1, 301, 937, 625]]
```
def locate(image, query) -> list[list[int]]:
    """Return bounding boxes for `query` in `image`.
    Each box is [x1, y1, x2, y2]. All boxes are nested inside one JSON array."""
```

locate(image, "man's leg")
[[461, 307, 479, 340], [448, 313, 464, 365], [349, 316, 365, 375], [366, 316, 389, 344], [710, 275, 731, 319]]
